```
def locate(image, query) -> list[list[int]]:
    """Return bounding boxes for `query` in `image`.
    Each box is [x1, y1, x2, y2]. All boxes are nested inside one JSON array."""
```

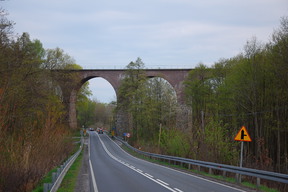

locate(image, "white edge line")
[[107, 135, 246, 192], [89, 160, 98, 192], [89, 133, 99, 192], [88, 134, 91, 158]]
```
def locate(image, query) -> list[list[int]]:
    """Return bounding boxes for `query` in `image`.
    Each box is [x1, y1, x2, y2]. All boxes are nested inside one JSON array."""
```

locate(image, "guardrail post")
[[49, 183, 53, 190], [57, 168, 61, 176], [197, 165, 201, 172], [188, 164, 191, 170], [52, 172, 57, 183], [256, 177, 261, 188], [236, 173, 241, 183], [209, 168, 213, 175], [43, 183, 49, 192], [43, 183, 52, 192], [222, 170, 226, 178]]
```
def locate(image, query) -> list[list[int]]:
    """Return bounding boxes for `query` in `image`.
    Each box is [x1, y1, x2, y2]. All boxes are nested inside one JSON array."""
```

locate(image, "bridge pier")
[[69, 89, 78, 129]]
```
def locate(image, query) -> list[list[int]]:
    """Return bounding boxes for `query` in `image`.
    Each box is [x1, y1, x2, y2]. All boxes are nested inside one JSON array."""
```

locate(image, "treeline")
[[116, 16, 288, 176], [184, 16, 288, 173], [76, 92, 115, 129], [0, 9, 81, 191]]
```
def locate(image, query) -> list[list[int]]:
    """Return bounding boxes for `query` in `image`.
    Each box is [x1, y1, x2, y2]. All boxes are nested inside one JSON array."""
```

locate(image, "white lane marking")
[[89, 160, 99, 192], [174, 188, 183, 192], [96, 133, 178, 192], [156, 179, 169, 186], [144, 173, 153, 178], [88, 134, 99, 192], [136, 169, 143, 173], [88, 133, 91, 158], [106, 135, 245, 192]]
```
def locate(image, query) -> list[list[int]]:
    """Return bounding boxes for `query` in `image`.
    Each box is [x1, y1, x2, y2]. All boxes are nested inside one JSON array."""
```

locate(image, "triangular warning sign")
[[234, 126, 252, 142]]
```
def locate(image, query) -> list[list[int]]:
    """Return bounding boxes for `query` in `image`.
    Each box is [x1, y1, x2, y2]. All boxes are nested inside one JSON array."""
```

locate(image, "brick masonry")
[[55, 69, 192, 129]]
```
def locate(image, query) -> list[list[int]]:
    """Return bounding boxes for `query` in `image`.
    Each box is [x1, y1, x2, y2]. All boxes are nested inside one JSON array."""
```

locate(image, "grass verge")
[[57, 150, 83, 192]]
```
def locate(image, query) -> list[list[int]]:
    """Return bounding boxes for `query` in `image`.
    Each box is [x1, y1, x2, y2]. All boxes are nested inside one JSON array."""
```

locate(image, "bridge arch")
[[54, 69, 191, 129]]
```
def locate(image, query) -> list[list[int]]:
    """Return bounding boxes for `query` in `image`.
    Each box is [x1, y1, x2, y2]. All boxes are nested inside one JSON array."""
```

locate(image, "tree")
[[117, 58, 147, 142], [42, 47, 76, 69], [0, 11, 76, 191], [184, 63, 212, 129], [77, 97, 96, 127]]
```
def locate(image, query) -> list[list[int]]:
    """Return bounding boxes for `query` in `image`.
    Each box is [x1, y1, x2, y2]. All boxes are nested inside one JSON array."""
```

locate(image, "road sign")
[[234, 126, 252, 142], [126, 133, 130, 138]]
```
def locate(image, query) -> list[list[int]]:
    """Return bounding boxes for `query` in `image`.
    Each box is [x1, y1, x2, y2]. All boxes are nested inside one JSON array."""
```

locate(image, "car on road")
[[97, 128, 103, 134], [89, 128, 94, 131]]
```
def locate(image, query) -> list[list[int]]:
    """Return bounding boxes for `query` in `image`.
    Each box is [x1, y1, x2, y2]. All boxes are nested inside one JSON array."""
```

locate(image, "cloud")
[[2, 0, 287, 102]]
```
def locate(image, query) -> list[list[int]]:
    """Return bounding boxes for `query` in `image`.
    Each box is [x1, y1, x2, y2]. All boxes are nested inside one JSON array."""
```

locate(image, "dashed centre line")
[[144, 173, 153, 178], [156, 179, 169, 186], [136, 169, 143, 173], [96, 133, 182, 192]]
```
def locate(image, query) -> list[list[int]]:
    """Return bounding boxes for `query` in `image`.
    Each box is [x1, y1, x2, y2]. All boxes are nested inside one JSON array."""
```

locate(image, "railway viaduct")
[[53, 69, 192, 129]]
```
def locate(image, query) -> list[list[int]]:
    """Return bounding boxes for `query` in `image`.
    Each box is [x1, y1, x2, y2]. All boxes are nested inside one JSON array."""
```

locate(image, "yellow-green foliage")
[[204, 119, 238, 164], [161, 129, 191, 157]]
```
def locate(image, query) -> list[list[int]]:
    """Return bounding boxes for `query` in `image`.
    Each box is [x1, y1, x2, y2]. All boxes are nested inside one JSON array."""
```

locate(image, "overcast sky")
[[2, 0, 287, 103]]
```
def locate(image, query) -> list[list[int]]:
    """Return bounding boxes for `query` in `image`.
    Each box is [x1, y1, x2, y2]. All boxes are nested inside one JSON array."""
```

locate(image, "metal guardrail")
[[43, 137, 84, 192], [115, 137, 288, 185]]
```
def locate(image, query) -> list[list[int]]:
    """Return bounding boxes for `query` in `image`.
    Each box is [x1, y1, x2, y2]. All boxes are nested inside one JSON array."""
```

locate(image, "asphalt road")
[[89, 131, 247, 192]]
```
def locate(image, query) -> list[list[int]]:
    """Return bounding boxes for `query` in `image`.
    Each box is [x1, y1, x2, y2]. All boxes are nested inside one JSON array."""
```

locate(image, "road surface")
[[88, 132, 246, 192]]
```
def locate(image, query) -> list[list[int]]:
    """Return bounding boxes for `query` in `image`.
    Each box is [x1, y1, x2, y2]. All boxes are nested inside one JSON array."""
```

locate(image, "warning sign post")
[[234, 126, 252, 183]]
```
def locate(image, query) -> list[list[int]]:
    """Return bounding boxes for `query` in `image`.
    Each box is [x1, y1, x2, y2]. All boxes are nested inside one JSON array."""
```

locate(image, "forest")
[[115, 17, 288, 178], [0, 8, 90, 191]]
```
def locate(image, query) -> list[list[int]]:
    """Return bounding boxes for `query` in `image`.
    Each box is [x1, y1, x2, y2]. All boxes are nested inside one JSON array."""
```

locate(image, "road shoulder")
[[75, 137, 90, 192]]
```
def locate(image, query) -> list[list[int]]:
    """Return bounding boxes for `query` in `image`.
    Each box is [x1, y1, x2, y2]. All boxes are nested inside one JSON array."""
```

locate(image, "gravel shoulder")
[[74, 137, 90, 192]]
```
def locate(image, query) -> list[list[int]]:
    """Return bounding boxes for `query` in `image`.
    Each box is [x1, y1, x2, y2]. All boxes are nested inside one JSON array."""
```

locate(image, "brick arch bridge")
[[54, 69, 191, 129]]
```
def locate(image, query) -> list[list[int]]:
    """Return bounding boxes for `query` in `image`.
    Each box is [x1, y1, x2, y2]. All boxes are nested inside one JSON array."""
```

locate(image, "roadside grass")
[[32, 167, 58, 192], [57, 150, 83, 192], [120, 142, 280, 192], [242, 182, 279, 192]]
